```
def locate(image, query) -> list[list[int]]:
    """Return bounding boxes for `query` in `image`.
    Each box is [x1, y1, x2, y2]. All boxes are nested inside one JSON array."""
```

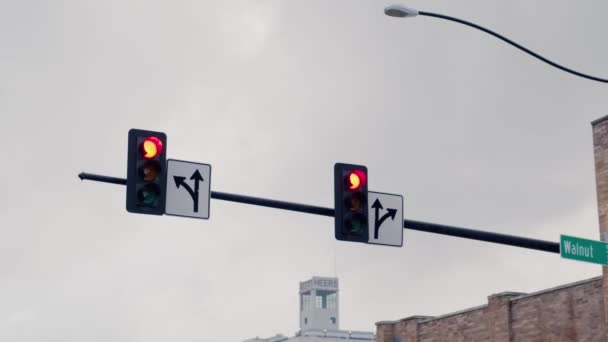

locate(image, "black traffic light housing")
[[126, 128, 167, 215], [334, 163, 369, 242]]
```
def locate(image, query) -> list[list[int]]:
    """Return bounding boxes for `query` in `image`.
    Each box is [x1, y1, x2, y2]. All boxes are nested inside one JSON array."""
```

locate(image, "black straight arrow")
[[190, 169, 204, 212], [372, 198, 383, 234], [372, 198, 397, 239], [174, 169, 204, 212]]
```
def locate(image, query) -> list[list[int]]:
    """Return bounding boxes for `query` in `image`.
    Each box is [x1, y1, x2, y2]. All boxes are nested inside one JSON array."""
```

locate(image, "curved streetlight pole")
[[384, 5, 608, 84]]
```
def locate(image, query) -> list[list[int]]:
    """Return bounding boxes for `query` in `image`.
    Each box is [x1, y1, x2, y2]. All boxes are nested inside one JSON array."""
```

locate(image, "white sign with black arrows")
[[368, 191, 404, 247], [165, 159, 211, 219]]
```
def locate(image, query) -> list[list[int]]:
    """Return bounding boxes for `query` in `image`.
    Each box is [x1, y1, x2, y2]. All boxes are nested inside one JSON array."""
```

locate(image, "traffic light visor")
[[347, 169, 367, 190], [142, 136, 163, 159]]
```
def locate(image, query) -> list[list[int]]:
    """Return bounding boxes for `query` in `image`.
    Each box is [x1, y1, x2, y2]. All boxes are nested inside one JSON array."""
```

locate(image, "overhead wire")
[[419, 11, 608, 83]]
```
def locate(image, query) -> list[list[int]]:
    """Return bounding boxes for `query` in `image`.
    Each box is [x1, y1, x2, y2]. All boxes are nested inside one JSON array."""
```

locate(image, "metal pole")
[[403, 219, 560, 253], [79, 172, 126, 185], [416, 10, 608, 84], [79, 172, 560, 254]]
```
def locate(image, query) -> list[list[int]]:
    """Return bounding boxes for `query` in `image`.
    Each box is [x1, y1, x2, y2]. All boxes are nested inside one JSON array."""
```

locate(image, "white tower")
[[299, 277, 339, 332]]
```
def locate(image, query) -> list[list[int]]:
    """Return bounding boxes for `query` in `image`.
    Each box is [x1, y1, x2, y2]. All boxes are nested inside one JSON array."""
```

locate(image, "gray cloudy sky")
[[1, 0, 608, 341]]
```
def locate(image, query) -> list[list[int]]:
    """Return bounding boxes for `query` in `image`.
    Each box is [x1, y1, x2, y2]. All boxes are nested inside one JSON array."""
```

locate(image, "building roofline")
[[488, 291, 526, 298], [295, 328, 375, 340], [376, 303, 487, 326], [376, 276, 602, 326], [591, 114, 608, 126], [298, 328, 374, 334], [376, 316, 433, 326], [419, 304, 488, 323], [510, 275, 602, 302]]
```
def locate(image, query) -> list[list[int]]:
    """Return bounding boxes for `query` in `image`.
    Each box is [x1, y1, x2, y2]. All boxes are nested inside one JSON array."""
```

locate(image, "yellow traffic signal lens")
[[140, 161, 161, 181], [143, 140, 157, 158], [347, 192, 365, 211], [347, 169, 367, 191], [142, 136, 163, 159], [349, 173, 360, 189]]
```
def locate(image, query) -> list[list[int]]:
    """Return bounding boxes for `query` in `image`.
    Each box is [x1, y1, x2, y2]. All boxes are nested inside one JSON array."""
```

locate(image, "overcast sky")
[[1, 1, 608, 341]]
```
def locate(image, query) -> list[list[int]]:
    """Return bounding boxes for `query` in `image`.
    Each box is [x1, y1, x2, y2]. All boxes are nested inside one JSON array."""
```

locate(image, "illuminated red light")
[[347, 169, 367, 190], [142, 136, 163, 159]]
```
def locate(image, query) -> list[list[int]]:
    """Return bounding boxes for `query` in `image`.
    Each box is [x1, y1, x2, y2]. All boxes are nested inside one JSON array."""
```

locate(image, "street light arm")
[[417, 10, 608, 83]]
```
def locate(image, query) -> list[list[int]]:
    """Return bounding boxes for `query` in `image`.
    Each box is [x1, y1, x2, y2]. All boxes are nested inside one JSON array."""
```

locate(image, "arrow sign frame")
[[165, 159, 212, 219], [367, 191, 404, 247]]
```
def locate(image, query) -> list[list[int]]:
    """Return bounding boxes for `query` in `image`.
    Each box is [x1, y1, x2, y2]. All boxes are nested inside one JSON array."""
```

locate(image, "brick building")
[[376, 276, 604, 341], [375, 116, 608, 342]]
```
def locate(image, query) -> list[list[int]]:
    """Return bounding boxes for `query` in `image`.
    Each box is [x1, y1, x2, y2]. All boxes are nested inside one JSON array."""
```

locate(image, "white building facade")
[[244, 276, 375, 342]]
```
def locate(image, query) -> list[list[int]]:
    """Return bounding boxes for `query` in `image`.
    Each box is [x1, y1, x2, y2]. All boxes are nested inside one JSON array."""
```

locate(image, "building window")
[[393, 337, 402, 342], [330, 317, 336, 324], [304, 318, 308, 325], [316, 295, 323, 308], [302, 293, 312, 310], [313, 290, 336, 309], [326, 293, 336, 309]]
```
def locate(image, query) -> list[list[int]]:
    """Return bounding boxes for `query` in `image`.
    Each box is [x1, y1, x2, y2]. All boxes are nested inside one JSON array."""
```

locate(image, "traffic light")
[[126, 129, 167, 215], [334, 163, 369, 242]]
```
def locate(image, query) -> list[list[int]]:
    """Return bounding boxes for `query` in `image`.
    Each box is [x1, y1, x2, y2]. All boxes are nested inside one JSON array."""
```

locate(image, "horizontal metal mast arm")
[[78, 172, 560, 254], [403, 219, 559, 253]]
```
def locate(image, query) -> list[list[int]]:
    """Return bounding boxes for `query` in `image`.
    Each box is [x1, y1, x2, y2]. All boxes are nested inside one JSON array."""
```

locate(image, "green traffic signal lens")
[[142, 191, 157, 205], [350, 220, 363, 233], [137, 184, 161, 206], [345, 214, 366, 235]]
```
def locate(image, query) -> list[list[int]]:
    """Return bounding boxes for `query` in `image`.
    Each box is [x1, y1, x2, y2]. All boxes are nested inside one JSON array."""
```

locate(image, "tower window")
[[316, 295, 323, 308], [314, 290, 336, 309], [327, 293, 336, 309], [304, 318, 308, 325], [330, 317, 336, 324], [301, 293, 312, 310]]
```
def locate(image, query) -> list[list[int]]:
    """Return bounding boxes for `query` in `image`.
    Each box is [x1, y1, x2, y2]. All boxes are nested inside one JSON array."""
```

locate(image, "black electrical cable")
[[418, 11, 608, 84]]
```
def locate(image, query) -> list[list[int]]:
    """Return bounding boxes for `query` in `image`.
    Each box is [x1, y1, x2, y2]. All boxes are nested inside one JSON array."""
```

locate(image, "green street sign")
[[560, 235, 608, 266]]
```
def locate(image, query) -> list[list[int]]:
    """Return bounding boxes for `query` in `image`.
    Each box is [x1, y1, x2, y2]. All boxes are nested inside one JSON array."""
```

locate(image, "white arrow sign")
[[368, 191, 404, 247], [165, 159, 211, 219]]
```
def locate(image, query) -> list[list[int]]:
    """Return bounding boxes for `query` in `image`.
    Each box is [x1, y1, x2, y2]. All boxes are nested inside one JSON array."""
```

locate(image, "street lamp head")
[[384, 5, 419, 18]]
